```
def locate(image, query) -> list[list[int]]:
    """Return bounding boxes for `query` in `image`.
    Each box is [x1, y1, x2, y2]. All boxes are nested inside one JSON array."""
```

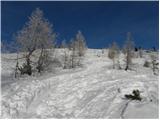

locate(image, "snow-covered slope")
[[1, 49, 159, 118]]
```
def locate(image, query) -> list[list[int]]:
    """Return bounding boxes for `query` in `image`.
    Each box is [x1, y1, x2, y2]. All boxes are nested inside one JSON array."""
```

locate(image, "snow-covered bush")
[[52, 57, 63, 68], [150, 54, 159, 75], [143, 61, 150, 68]]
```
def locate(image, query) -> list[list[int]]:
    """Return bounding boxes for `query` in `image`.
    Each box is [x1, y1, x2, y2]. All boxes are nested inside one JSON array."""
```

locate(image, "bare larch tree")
[[108, 42, 119, 69], [75, 30, 87, 57], [123, 32, 134, 71], [16, 8, 56, 75]]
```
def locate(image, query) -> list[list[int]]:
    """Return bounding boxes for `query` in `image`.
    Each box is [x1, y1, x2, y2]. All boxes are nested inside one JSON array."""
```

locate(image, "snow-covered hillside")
[[1, 49, 159, 118]]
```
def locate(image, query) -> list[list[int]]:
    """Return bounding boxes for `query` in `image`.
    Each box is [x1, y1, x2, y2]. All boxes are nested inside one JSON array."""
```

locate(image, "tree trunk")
[[37, 48, 44, 73]]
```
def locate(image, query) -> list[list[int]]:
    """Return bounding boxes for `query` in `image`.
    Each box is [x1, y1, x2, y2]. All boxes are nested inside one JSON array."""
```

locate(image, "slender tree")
[[108, 42, 119, 69], [61, 40, 69, 69], [61, 39, 67, 48], [75, 30, 87, 57], [139, 47, 143, 58], [70, 39, 77, 68], [123, 32, 134, 71], [15, 53, 19, 78]]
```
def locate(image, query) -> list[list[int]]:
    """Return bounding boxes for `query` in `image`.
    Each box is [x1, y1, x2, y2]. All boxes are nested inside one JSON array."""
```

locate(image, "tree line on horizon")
[[1, 8, 158, 77]]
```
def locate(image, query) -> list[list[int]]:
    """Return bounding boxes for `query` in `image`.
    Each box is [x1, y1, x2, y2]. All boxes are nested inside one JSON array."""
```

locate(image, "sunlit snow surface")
[[1, 49, 159, 118]]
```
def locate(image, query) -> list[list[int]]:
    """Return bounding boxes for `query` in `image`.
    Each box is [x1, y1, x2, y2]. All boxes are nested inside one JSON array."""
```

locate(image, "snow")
[[124, 101, 158, 118], [0, 49, 159, 118]]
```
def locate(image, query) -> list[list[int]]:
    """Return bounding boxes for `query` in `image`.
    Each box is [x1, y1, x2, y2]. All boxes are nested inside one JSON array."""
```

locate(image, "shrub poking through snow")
[[124, 89, 142, 101], [143, 61, 150, 68], [150, 54, 159, 75]]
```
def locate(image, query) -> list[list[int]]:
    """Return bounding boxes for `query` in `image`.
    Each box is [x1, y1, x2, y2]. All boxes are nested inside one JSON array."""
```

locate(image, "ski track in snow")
[[1, 49, 159, 118]]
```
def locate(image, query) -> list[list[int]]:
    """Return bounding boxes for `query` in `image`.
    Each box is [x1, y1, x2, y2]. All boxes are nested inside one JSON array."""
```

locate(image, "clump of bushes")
[[143, 61, 150, 68], [18, 63, 32, 75], [124, 89, 142, 101]]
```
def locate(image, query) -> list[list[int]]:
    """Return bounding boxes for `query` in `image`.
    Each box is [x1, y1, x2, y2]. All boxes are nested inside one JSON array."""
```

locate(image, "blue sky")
[[1, 1, 159, 49]]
